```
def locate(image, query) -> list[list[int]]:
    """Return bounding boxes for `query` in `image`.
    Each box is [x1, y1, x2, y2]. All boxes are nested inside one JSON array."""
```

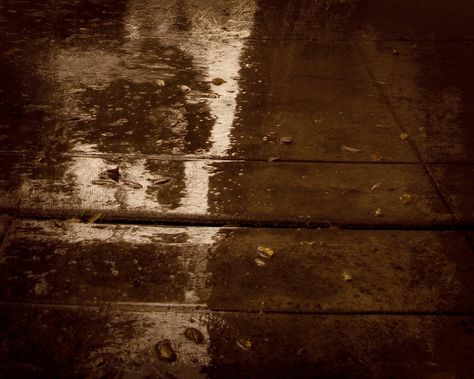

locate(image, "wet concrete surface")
[[4, 155, 452, 227], [1, 0, 474, 378], [1, 220, 473, 313], [1, 305, 473, 379]]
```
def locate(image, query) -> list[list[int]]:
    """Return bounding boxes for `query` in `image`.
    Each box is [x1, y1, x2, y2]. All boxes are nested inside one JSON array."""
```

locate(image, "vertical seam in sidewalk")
[[350, 39, 458, 222]]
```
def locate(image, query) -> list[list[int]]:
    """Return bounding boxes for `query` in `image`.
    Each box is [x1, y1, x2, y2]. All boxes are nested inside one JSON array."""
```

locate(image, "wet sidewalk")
[[0, 0, 473, 378]]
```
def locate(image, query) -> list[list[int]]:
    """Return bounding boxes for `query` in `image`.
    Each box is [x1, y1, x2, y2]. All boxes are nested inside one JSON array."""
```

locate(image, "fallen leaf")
[[151, 177, 172, 185], [121, 179, 143, 189], [177, 84, 191, 92], [268, 156, 281, 162], [155, 340, 177, 362], [257, 246, 274, 258], [236, 339, 252, 351], [91, 179, 117, 187], [207, 93, 219, 98], [156, 79, 165, 87], [184, 328, 204, 344], [212, 77, 226, 86], [370, 182, 382, 191], [374, 208, 383, 217], [400, 193, 413, 205], [99, 167, 120, 182], [254, 258, 267, 267], [88, 213, 102, 224], [342, 271, 353, 282], [371, 152, 384, 161], [400, 132, 409, 141], [341, 145, 363, 153], [279, 136, 293, 144]]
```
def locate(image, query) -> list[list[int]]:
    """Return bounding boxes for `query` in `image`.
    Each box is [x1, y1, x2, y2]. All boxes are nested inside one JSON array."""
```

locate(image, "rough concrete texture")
[[0, 0, 473, 378]]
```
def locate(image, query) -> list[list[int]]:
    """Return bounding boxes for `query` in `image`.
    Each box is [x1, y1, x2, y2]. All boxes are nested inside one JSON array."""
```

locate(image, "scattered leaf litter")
[[177, 85, 191, 92], [212, 77, 226, 86], [99, 167, 120, 182], [184, 328, 205, 344], [151, 177, 172, 186], [371, 152, 384, 161], [87, 213, 102, 224], [341, 145, 363, 153], [400, 133, 409, 141], [155, 340, 177, 362], [236, 339, 252, 351], [342, 271, 353, 282], [400, 193, 413, 205], [370, 183, 382, 191], [257, 246, 274, 259], [255, 258, 267, 267]]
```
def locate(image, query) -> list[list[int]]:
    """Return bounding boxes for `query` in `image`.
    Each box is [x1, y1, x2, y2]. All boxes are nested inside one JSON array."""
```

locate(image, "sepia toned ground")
[[0, 0, 473, 378]]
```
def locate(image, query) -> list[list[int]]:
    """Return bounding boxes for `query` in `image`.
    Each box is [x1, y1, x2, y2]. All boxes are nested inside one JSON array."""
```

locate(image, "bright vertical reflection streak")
[[124, 0, 256, 214]]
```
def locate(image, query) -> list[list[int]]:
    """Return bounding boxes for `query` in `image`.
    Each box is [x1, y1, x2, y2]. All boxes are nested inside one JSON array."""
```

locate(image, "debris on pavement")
[[156, 79, 165, 87], [371, 152, 384, 161], [400, 133, 409, 141], [155, 340, 177, 362], [370, 182, 382, 191], [400, 193, 413, 205], [184, 328, 205, 344], [341, 145, 363, 153], [151, 177, 172, 186], [87, 213, 102, 224], [177, 85, 191, 92], [212, 77, 226, 86], [342, 271, 353, 282], [91, 179, 117, 187], [255, 258, 267, 267], [236, 339, 252, 351], [279, 136, 293, 144], [257, 246, 275, 259], [374, 208, 383, 217], [99, 167, 120, 182], [121, 179, 143, 189], [263, 131, 279, 143], [268, 156, 281, 162], [109, 118, 128, 127]]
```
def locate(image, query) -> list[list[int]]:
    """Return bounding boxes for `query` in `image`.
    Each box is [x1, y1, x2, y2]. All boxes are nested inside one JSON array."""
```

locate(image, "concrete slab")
[[357, 40, 474, 163], [0, 305, 473, 379], [2, 220, 472, 312], [11, 156, 452, 227], [0, 34, 416, 162]]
